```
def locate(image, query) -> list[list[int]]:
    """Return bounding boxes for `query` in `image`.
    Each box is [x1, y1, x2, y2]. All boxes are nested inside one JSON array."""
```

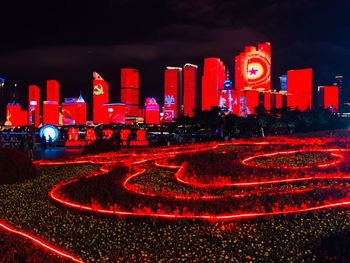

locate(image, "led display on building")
[[144, 97, 159, 124], [287, 68, 313, 111], [319, 85, 339, 112], [28, 85, 40, 127], [5, 104, 28, 126], [183, 64, 197, 117], [103, 103, 127, 124], [235, 43, 271, 91], [121, 68, 139, 116], [43, 101, 59, 125], [46, 80, 60, 102], [93, 72, 109, 124], [164, 67, 182, 122], [202, 58, 226, 111]]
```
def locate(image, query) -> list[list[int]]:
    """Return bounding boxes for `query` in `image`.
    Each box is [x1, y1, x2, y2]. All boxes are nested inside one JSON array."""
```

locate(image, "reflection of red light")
[[0, 221, 83, 262]]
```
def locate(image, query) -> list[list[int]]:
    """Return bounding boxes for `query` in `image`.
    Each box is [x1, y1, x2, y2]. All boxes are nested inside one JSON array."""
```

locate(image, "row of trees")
[[172, 107, 348, 139]]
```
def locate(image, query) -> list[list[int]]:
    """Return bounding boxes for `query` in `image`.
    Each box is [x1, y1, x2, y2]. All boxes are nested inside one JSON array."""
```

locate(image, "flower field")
[[2, 133, 350, 261]]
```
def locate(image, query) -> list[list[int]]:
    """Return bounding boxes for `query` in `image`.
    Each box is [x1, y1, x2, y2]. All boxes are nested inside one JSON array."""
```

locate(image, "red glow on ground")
[[0, 221, 83, 262]]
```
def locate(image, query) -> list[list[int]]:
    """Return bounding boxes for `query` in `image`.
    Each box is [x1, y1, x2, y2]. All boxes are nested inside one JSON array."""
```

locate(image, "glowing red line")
[[0, 221, 83, 262]]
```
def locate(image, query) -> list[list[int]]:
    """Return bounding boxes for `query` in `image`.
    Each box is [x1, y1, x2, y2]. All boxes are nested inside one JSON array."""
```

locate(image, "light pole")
[[159, 112, 164, 135]]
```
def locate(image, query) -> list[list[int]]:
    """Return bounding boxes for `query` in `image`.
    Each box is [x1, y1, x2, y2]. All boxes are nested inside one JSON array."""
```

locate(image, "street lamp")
[[159, 112, 164, 135]]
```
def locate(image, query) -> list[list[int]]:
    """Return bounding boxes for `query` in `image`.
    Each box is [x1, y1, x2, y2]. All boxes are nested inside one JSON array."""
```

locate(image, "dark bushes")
[[0, 147, 37, 184], [83, 139, 118, 155]]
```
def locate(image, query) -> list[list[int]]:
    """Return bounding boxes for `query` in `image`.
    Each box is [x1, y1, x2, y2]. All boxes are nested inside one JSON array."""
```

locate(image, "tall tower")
[[43, 79, 60, 125], [121, 68, 139, 116], [183, 63, 198, 117], [202, 58, 226, 111], [28, 85, 40, 127], [93, 72, 109, 124], [164, 67, 182, 122]]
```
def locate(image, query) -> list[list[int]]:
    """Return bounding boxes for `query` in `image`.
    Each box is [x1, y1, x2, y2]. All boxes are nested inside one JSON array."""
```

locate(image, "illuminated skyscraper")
[[318, 86, 339, 112], [121, 68, 139, 116], [28, 85, 40, 127], [235, 42, 271, 91], [93, 72, 109, 124], [164, 67, 182, 122], [335, 76, 343, 110], [287, 68, 313, 111], [5, 103, 28, 126], [144, 97, 160, 124], [202, 58, 226, 111], [76, 93, 87, 125], [46, 80, 60, 102], [183, 64, 198, 117], [43, 101, 59, 125]]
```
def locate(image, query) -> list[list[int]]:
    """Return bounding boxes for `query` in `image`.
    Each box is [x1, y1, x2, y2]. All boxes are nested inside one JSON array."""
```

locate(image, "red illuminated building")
[[243, 88, 259, 114], [287, 68, 313, 111], [76, 94, 87, 125], [183, 64, 198, 117], [46, 80, 59, 102], [235, 42, 271, 91], [121, 68, 139, 116], [28, 85, 40, 127], [202, 58, 226, 111], [164, 67, 182, 122], [318, 85, 339, 112], [264, 91, 271, 110], [103, 103, 127, 124], [5, 104, 28, 126], [43, 101, 59, 125], [144, 97, 160, 124], [93, 72, 109, 124], [61, 95, 87, 125]]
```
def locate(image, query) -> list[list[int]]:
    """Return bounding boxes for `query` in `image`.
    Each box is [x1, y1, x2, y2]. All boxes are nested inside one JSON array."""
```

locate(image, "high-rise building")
[[103, 103, 127, 124], [5, 103, 28, 126], [164, 67, 182, 122], [28, 85, 40, 127], [46, 80, 60, 102], [202, 58, 226, 111], [76, 93, 87, 125], [144, 97, 160, 124], [121, 68, 139, 116], [243, 88, 259, 114], [318, 86, 339, 112], [93, 72, 109, 124], [287, 68, 313, 111], [235, 42, 271, 91], [183, 64, 198, 117], [335, 76, 343, 110], [43, 101, 59, 125]]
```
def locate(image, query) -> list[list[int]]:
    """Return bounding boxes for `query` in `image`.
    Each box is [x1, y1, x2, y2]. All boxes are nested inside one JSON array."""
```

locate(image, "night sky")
[[1, 0, 350, 118]]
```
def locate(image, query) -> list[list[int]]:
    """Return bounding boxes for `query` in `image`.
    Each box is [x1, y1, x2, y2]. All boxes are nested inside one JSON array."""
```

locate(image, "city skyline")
[[0, 0, 349, 111]]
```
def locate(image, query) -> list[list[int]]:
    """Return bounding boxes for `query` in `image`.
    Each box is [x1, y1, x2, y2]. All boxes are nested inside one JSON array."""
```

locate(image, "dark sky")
[[1, 0, 350, 117]]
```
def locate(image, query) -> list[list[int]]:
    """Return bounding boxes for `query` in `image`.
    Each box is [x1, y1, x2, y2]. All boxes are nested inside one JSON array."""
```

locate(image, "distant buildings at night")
[[1, 42, 346, 127]]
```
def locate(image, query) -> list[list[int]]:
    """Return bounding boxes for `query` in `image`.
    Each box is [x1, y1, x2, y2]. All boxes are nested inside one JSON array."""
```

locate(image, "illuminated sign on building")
[[39, 125, 59, 142], [164, 67, 182, 122], [93, 72, 109, 124], [144, 97, 160, 124], [235, 43, 271, 91]]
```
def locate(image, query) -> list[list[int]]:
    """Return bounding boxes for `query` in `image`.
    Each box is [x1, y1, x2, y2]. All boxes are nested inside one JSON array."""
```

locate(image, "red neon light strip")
[[0, 221, 83, 262]]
